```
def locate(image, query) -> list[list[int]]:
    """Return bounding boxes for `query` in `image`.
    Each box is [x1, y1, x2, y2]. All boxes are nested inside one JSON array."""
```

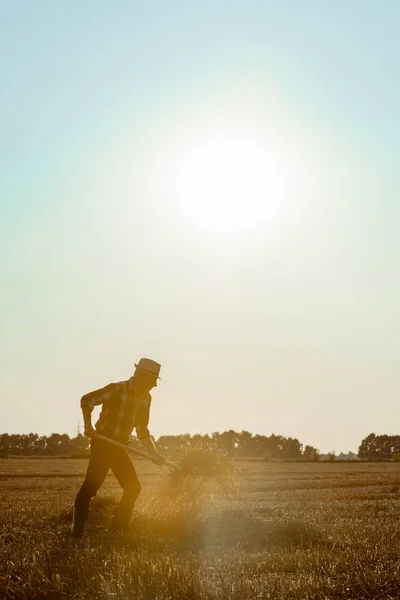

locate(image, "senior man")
[[71, 358, 165, 538]]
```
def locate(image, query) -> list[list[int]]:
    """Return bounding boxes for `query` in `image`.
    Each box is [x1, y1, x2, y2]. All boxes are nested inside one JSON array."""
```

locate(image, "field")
[[2, 459, 400, 599]]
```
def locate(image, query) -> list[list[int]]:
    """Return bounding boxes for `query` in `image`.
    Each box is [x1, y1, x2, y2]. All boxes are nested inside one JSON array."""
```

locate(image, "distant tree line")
[[156, 431, 320, 460], [0, 433, 90, 457], [0, 431, 321, 460], [358, 433, 400, 460]]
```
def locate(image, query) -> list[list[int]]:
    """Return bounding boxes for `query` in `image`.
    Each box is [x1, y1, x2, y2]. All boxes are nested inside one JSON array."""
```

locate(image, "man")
[[71, 357, 165, 538]]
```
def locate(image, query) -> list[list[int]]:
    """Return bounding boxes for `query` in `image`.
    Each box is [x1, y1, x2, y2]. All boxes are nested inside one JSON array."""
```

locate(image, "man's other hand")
[[84, 425, 96, 438], [150, 453, 165, 466]]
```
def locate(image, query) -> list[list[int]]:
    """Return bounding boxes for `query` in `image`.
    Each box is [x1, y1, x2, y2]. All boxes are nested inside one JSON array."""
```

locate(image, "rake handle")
[[94, 433, 183, 471]]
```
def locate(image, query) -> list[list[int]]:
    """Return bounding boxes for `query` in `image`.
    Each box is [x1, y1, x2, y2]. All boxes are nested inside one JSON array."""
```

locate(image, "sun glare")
[[172, 135, 289, 233]]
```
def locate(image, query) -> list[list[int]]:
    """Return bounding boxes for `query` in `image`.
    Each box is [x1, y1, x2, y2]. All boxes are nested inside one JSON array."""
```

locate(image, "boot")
[[110, 512, 130, 533], [110, 503, 133, 533], [70, 505, 88, 539]]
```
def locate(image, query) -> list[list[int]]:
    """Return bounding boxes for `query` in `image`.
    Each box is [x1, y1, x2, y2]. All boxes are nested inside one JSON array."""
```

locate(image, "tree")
[[237, 431, 253, 457], [0, 434, 9, 457], [303, 445, 320, 461], [70, 434, 90, 455], [358, 433, 377, 459], [45, 433, 71, 455], [358, 433, 400, 460], [283, 437, 303, 459], [211, 430, 238, 456]]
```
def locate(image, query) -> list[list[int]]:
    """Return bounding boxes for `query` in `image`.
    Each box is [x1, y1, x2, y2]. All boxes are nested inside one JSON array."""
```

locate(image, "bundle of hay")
[[153, 443, 239, 516]]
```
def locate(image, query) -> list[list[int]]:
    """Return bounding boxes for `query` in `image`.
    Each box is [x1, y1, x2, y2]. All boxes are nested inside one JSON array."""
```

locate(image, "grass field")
[[2, 459, 400, 599]]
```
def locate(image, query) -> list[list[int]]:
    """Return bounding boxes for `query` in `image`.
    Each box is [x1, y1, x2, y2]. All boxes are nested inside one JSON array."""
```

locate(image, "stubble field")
[[1, 459, 400, 599]]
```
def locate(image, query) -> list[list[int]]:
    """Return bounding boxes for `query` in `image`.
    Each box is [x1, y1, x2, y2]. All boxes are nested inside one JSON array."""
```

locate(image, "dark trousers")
[[74, 437, 141, 531]]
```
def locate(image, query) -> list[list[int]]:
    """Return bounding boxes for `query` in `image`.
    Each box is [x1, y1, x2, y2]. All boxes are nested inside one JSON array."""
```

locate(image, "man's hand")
[[140, 435, 165, 465], [150, 453, 165, 467], [83, 425, 96, 438]]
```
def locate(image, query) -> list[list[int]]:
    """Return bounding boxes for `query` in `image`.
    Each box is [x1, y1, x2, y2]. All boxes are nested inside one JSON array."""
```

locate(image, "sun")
[[172, 134, 289, 233]]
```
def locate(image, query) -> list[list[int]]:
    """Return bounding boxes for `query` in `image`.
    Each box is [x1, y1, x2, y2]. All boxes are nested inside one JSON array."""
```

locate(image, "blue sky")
[[1, 1, 399, 452]]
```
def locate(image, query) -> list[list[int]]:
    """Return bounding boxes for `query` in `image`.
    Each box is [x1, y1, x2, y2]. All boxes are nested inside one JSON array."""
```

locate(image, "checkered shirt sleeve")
[[80, 383, 120, 411], [135, 395, 151, 440]]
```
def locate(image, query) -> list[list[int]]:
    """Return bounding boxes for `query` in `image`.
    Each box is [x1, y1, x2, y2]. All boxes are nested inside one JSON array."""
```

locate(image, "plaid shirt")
[[80, 377, 151, 444]]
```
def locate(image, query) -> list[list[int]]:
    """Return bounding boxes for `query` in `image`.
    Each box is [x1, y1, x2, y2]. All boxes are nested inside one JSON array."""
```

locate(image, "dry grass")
[[156, 445, 238, 510], [2, 459, 400, 598]]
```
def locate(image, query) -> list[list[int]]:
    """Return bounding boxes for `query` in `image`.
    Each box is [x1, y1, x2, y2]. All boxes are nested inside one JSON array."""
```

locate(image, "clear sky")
[[1, 1, 399, 453]]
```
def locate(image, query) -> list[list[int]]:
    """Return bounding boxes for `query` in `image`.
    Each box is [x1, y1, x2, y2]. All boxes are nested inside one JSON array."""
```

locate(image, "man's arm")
[[81, 405, 95, 438], [80, 383, 120, 438], [140, 435, 165, 465], [135, 398, 165, 465]]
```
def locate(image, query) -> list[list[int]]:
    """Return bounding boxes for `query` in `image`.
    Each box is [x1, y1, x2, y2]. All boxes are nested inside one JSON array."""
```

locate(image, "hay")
[[156, 444, 239, 511], [144, 446, 325, 552]]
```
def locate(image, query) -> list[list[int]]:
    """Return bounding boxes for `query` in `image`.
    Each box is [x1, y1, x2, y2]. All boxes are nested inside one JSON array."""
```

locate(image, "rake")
[[94, 433, 197, 474]]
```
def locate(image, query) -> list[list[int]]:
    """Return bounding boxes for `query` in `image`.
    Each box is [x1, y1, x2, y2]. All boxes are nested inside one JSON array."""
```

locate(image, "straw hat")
[[134, 358, 161, 379]]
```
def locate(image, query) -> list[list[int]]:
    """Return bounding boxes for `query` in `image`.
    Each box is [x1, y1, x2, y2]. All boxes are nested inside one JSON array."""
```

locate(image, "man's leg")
[[110, 449, 141, 531], [72, 438, 110, 538]]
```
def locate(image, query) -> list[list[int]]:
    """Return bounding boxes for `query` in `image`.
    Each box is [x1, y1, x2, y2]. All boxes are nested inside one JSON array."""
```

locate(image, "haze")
[[1, 1, 399, 453]]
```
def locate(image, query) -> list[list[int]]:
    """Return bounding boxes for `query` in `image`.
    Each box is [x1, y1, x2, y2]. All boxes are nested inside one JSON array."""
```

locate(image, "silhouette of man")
[[71, 358, 165, 538]]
